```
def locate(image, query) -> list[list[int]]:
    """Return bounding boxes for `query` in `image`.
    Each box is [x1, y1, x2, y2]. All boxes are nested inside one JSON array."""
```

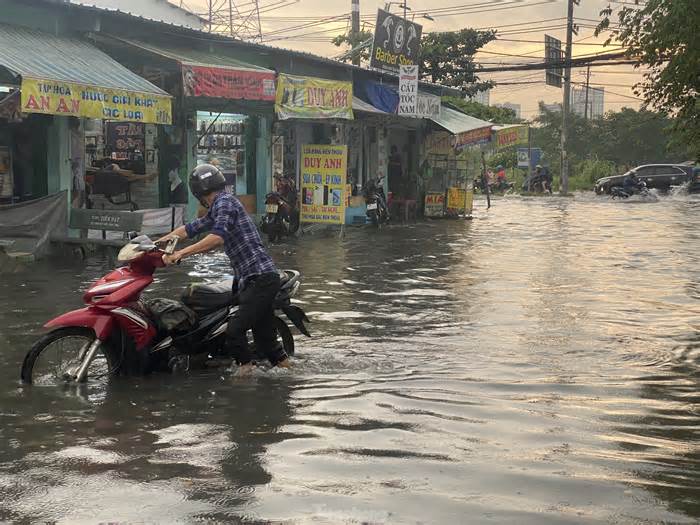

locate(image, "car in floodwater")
[[594, 164, 694, 195]]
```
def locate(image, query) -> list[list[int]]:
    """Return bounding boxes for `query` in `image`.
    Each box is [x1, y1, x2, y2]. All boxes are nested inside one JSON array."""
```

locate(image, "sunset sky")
[[174, 0, 644, 119]]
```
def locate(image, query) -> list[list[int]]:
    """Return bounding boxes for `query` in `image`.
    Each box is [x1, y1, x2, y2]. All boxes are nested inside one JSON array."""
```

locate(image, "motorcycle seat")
[[181, 279, 234, 312]]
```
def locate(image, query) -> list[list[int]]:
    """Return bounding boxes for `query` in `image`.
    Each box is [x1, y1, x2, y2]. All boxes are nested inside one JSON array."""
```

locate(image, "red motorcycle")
[[21, 236, 309, 385], [261, 174, 300, 242]]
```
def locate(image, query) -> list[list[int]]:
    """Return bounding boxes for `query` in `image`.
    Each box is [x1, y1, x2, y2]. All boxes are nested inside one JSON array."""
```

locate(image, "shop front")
[[0, 23, 172, 249], [99, 37, 278, 220]]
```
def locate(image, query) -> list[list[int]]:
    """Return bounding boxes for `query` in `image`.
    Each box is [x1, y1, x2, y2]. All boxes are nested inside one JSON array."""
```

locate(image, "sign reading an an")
[[300, 144, 347, 224], [182, 65, 276, 101], [545, 35, 563, 88], [370, 9, 423, 73], [398, 65, 418, 117], [21, 78, 172, 124]]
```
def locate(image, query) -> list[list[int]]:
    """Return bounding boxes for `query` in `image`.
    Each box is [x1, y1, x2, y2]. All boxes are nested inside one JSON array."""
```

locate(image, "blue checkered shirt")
[[185, 193, 277, 285]]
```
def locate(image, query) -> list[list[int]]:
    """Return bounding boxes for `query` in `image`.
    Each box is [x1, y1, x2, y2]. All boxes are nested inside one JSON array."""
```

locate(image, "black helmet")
[[189, 164, 226, 206]]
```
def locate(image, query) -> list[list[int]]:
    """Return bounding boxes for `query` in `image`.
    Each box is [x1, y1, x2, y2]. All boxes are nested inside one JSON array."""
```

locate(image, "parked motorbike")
[[261, 175, 300, 242], [364, 176, 390, 227], [20, 236, 310, 385], [611, 181, 652, 200]]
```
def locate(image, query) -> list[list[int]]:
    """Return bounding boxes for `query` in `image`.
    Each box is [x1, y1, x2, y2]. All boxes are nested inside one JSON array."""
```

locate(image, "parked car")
[[594, 164, 693, 195]]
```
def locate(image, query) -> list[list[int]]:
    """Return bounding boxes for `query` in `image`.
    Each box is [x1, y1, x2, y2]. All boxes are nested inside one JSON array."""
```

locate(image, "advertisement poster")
[[494, 125, 528, 149], [398, 65, 418, 117], [182, 65, 276, 101], [370, 9, 423, 73], [300, 144, 347, 224], [447, 187, 467, 213], [21, 78, 171, 124], [424, 192, 445, 217], [453, 127, 492, 150], [106, 122, 145, 161], [276, 74, 353, 120]]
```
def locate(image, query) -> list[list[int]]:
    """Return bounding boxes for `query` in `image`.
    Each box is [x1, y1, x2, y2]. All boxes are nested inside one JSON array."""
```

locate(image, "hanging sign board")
[[424, 192, 445, 217], [370, 9, 423, 73], [300, 144, 347, 224], [20, 78, 172, 124], [453, 127, 492, 150], [182, 65, 276, 101], [494, 125, 528, 149], [275, 74, 353, 120], [398, 65, 418, 117], [416, 93, 441, 119]]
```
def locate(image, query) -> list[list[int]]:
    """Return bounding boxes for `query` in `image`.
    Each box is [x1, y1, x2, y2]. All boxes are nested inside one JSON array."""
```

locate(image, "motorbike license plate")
[[265, 204, 279, 213], [367, 202, 378, 211]]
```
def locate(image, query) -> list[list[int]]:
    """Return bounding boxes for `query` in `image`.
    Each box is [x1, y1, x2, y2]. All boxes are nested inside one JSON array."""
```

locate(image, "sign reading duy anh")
[[300, 144, 347, 224], [182, 65, 276, 101], [276, 74, 353, 120], [370, 9, 423, 73], [398, 65, 418, 117], [21, 78, 172, 124]]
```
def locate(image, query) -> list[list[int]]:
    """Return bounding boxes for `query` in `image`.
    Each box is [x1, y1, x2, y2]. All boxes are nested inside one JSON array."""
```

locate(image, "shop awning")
[[111, 38, 277, 102], [431, 106, 493, 148], [0, 24, 171, 124], [352, 97, 386, 115]]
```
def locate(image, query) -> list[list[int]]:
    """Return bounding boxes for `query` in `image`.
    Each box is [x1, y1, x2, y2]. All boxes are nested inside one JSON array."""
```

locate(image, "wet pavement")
[[0, 193, 699, 524]]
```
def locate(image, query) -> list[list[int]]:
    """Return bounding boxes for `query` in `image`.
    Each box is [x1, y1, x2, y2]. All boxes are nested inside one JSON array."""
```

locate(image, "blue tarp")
[[361, 82, 399, 114]]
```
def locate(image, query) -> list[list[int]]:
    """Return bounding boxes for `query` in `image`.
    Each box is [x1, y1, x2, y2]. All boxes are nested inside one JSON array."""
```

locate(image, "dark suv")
[[594, 164, 693, 195]]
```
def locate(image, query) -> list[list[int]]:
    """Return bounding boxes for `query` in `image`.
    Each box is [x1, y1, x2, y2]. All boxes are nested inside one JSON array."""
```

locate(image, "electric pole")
[[560, 0, 576, 195], [583, 64, 591, 120], [351, 0, 360, 66]]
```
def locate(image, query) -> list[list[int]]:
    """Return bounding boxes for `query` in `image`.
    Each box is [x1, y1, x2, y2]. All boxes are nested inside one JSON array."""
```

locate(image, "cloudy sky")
[[174, 0, 643, 119]]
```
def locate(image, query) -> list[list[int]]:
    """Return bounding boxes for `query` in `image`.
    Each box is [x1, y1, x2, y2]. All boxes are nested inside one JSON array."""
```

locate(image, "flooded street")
[[1, 194, 699, 524]]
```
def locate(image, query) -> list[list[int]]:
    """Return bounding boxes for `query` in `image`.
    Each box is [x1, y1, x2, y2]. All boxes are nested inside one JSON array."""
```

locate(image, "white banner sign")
[[416, 93, 441, 118], [398, 65, 419, 117]]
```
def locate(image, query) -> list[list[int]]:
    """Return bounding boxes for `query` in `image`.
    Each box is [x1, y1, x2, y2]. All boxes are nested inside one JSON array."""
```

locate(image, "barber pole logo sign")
[[398, 65, 419, 117]]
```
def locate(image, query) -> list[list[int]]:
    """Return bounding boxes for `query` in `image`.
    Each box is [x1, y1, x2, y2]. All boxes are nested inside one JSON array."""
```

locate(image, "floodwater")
[[1, 193, 699, 524]]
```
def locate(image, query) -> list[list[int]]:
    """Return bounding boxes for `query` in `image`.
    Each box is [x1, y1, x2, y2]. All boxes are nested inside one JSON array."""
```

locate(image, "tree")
[[331, 30, 374, 64], [598, 0, 700, 159], [419, 29, 496, 95], [442, 97, 520, 124]]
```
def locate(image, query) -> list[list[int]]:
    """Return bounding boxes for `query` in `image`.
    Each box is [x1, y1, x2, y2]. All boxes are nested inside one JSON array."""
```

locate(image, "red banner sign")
[[182, 65, 276, 101], [453, 126, 492, 149]]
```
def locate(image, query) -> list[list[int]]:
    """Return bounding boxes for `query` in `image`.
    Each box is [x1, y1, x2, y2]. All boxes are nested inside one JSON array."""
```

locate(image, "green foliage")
[[598, 0, 700, 159], [442, 97, 521, 124], [419, 29, 496, 92], [331, 30, 374, 63], [575, 158, 618, 184]]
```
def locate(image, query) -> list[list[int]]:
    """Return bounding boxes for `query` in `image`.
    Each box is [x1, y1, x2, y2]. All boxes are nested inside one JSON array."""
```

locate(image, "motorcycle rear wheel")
[[21, 327, 120, 385]]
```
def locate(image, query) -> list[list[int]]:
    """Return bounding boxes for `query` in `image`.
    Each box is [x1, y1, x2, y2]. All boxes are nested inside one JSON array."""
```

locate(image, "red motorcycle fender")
[[44, 307, 115, 341]]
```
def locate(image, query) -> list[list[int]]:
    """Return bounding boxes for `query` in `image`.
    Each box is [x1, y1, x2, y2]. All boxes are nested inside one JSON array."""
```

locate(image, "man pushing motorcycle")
[[158, 164, 291, 376]]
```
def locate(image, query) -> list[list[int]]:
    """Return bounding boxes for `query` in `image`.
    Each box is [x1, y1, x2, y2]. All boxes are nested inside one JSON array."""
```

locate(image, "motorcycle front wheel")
[[21, 327, 120, 385]]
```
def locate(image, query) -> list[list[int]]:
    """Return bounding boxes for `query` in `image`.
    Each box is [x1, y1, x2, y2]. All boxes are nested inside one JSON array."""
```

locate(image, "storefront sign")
[[398, 65, 418, 117], [425, 131, 452, 156], [276, 74, 353, 120], [182, 65, 276, 101], [447, 187, 467, 212], [69, 208, 143, 232], [21, 78, 172, 124], [424, 192, 444, 217], [494, 125, 528, 149], [300, 144, 347, 224], [370, 9, 422, 73], [106, 122, 145, 161], [416, 93, 441, 119], [453, 126, 492, 150]]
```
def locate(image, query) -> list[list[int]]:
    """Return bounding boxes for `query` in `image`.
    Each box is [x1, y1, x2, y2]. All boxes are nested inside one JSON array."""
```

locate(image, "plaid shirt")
[[185, 193, 277, 285]]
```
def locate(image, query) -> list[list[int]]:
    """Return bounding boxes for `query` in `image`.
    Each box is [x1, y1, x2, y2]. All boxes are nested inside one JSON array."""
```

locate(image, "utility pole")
[[560, 0, 575, 195], [583, 64, 591, 120], [351, 0, 360, 66]]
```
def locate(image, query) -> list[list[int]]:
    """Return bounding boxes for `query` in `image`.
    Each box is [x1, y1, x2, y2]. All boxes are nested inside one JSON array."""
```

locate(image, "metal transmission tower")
[[183, 0, 263, 41]]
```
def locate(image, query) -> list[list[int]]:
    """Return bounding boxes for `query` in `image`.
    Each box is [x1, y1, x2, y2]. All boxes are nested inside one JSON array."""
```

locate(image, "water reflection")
[[0, 195, 698, 523]]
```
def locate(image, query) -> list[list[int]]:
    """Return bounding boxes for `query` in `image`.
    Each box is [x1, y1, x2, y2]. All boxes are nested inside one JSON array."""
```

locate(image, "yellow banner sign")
[[21, 78, 172, 124], [447, 187, 467, 211], [300, 144, 347, 224], [276, 74, 353, 120], [494, 125, 528, 149]]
